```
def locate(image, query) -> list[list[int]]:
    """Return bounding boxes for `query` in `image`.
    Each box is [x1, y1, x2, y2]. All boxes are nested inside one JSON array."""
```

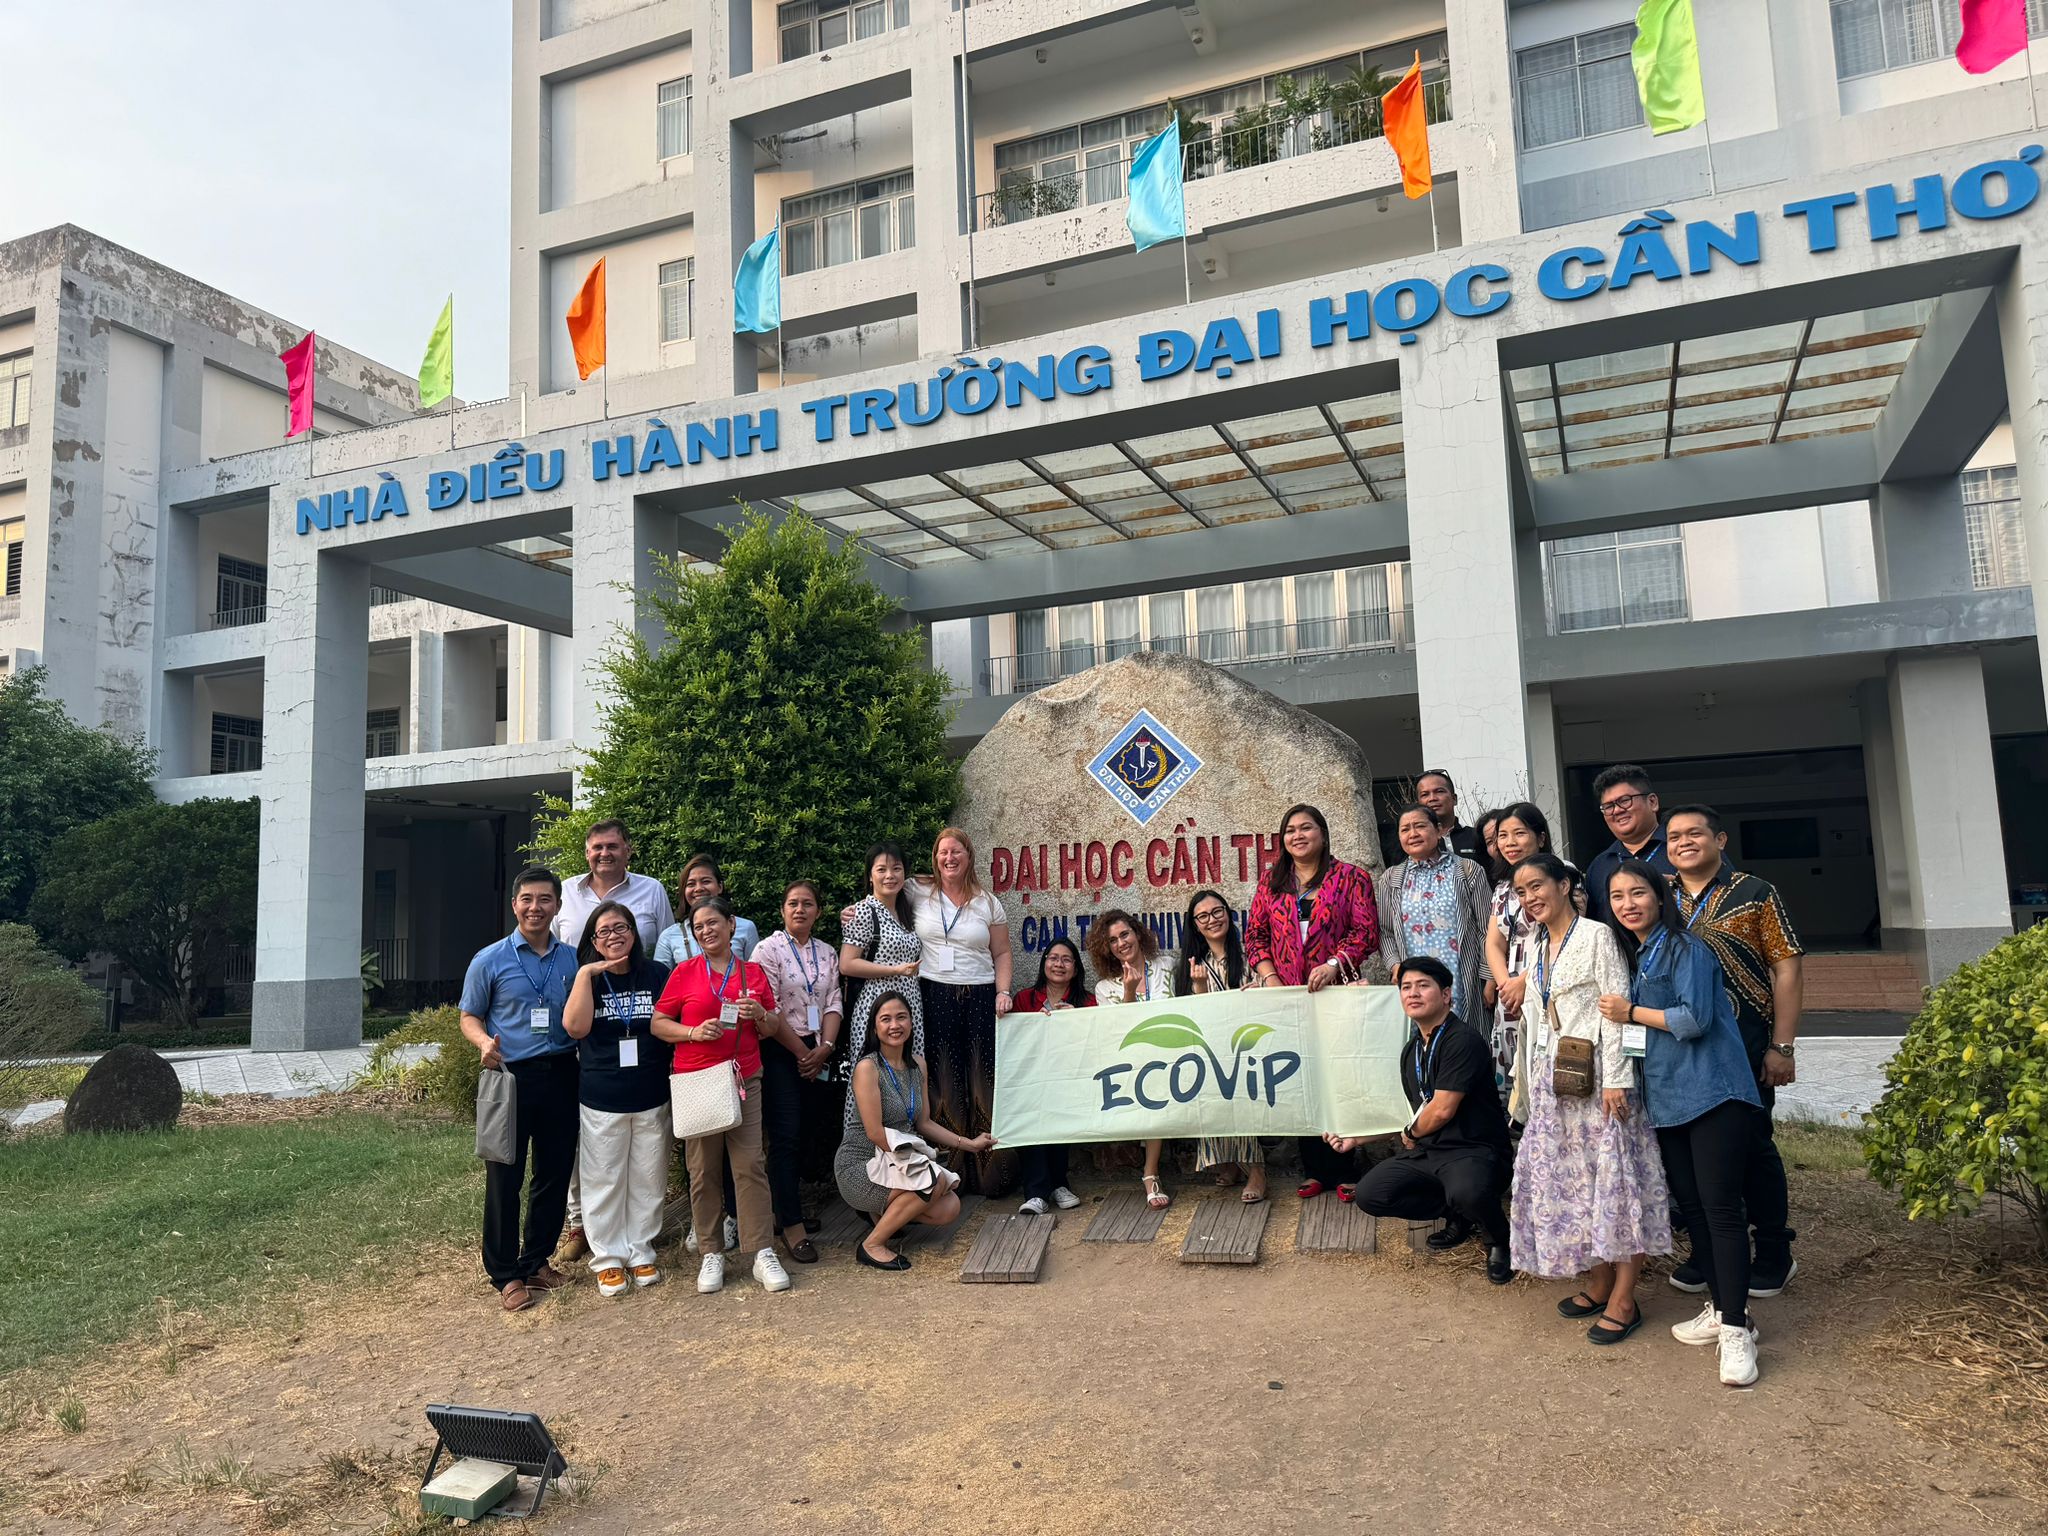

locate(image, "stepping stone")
[[809, 1200, 871, 1247], [1180, 1198, 1269, 1264], [960, 1213, 1057, 1283], [1296, 1197, 1377, 1255], [1082, 1190, 1168, 1244]]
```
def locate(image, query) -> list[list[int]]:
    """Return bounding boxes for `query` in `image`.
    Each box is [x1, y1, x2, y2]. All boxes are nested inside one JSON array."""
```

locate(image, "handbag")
[[1550, 1001, 1597, 1098], [670, 1059, 743, 1139], [474, 1064, 516, 1164]]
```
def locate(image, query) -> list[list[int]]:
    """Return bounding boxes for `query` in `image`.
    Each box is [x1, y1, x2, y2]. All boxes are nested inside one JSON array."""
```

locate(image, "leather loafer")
[[1486, 1245, 1515, 1286], [525, 1264, 570, 1291], [499, 1280, 534, 1312], [1427, 1216, 1474, 1251], [787, 1238, 820, 1264]]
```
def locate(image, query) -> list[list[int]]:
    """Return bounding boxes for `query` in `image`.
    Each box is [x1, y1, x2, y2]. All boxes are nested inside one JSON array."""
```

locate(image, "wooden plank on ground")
[[1181, 1198, 1269, 1264], [960, 1213, 1057, 1283], [811, 1200, 870, 1247], [1082, 1190, 1168, 1244], [1296, 1196, 1377, 1255], [1408, 1218, 1443, 1253], [902, 1193, 983, 1252]]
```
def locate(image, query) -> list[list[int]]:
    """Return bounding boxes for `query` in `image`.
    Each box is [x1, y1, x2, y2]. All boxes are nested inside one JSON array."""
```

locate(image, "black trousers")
[[1745, 1062, 1794, 1262], [759, 1036, 830, 1231], [920, 978, 1018, 1196], [482, 1051, 579, 1288], [1297, 1135, 1360, 1189], [1355, 1147, 1509, 1247], [1658, 1099, 1760, 1327], [1019, 1143, 1071, 1202]]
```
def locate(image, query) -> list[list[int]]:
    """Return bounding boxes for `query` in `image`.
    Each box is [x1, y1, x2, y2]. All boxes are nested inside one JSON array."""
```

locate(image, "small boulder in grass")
[[64, 1044, 182, 1134]]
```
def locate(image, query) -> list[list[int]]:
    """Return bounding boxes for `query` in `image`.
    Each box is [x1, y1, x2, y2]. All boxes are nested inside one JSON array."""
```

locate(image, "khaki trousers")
[[684, 1072, 773, 1254]]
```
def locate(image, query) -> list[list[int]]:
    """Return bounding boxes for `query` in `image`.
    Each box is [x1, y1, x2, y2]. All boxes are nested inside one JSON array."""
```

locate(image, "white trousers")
[[576, 1103, 670, 1272]]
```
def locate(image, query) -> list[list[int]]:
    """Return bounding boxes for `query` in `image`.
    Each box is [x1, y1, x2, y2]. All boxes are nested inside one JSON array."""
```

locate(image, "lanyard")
[[1202, 956, 1229, 992], [789, 935, 824, 998], [880, 1056, 918, 1121], [1534, 917, 1578, 1013], [1681, 874, 1721, 931], [599, 969, 641, 1029], [939, 891, 969, 939], [705, 955, 741, 1009], [1412, 1024, 1450, 1101], [511, 937, 566, 1006], [1630, 930, 1670, 1005]]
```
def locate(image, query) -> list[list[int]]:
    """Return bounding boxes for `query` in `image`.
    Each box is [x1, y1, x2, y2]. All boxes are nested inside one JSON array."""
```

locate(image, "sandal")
[[1556, 1291, 1607, 1318], [1142, 1175, 1171, 1210], [1212, 1164, 1241, 1187], [1587, 1307, 1643, 1345], [1297, 1179, 1326, 1200], [1241, 1182, 1267, 1204]]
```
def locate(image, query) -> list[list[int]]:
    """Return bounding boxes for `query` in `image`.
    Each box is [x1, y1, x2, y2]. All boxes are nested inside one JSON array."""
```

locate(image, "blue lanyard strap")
[[707, 957, 741, 1007], [881, 1056, 918, 1121], [1412, 1024, 1450, 1101], [1630, 930, 1669, 1005], [789, 935, 823, 997], [1534, 917, 1578, 1011], [512, 938, 565, 1006], [1681, 875, 1720, 930]]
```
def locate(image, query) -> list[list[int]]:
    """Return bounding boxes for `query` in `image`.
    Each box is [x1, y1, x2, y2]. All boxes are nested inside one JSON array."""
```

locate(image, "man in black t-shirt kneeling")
[[1331, 956, 1515, 1286]]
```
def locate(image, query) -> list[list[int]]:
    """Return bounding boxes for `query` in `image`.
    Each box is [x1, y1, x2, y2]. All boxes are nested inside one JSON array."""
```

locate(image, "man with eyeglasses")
[[1583, 764, 1675, 924], [1416, 769, 1485, 864]]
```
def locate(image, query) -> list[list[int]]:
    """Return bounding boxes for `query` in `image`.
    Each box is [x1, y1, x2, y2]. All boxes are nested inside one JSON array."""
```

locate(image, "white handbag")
[[669, 1060, 742, 1139]]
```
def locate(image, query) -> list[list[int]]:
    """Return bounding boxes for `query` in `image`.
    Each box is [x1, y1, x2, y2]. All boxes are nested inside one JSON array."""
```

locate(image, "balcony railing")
[[982, 609, 1412, 695], [210, 604, 267, 630], [976, 77, 1451, 231]]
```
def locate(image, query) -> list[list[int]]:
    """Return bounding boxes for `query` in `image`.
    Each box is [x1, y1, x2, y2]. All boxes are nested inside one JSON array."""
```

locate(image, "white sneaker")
[[685, 1228, 699, 1254], [753, 1248, 791, 1293], [1718, 1320, 1760, 1387], [1671, 1300, 1722, 1347], [696, 1253, 725, 1294], [1019, 1196, 1048, 1216], [723, 1215, 739, 1252], [1051, 1186, 1082, 1210]]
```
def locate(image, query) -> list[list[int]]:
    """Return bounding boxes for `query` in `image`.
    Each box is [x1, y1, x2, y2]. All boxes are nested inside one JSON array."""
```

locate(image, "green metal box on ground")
[[419, 1456, 519, 1521]]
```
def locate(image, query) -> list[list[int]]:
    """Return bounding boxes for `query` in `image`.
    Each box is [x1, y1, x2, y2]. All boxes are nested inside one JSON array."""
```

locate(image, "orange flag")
[[1382, 52, 1433, 200], [566, 257, 607, 381]]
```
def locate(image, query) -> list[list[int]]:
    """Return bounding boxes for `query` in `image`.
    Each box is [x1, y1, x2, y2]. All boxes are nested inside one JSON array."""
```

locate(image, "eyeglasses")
[[1193, 907, 1230, 924], [1599, 792, 1647, 818], [594, 925, 634, 941]]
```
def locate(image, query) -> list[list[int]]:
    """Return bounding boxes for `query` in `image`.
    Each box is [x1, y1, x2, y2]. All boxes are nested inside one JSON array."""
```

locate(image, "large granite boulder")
[[64, 1044, 182, 1134], [952, 649, 1381, 972]]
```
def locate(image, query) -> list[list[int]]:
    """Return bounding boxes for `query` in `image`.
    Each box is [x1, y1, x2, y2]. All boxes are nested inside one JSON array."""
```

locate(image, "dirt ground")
[[3, 1156, 2043, 1536]]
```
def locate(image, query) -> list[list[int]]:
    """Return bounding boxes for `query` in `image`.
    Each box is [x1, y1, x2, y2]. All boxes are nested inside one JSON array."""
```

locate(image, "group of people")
[[458, 762, 1805, 1388]]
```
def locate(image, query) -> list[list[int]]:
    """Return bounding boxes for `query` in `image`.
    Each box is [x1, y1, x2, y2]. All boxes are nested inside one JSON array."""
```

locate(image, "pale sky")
[[0, 1, 513, 397]]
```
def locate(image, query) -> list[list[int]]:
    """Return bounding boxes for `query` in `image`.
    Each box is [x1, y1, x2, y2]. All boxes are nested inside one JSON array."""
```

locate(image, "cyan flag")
[[1124, 117, 1185, 253], [733, 225, 781, 334]]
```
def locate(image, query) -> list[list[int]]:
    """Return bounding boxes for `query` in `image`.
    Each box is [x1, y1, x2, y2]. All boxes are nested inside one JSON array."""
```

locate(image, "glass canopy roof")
[[1507, 300, 1935, 478], [754, 390, 1402, 569]]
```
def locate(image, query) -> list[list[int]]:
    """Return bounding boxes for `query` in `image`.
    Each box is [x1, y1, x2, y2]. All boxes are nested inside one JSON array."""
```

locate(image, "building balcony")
[[983, 608, 1413, 696]]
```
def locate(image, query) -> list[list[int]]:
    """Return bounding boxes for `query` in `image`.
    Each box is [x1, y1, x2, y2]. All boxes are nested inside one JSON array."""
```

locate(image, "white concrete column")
[[508, 626, 555, 746], [1856, 677, 1914, 932], [1883, 653, 2013, 983], [1993, 255, 2048, 725], [1402, 336, 1530, 808], [692, 1, 757, 397], [1441, 0, 1522, 241], [909, 17, 967, 356], [409, 630, 445, 755], [442, 628, 499, 749], [252, 525, 370, 1050], [1870, 476, 1974, 600], [571, 494, 676, 786], [1526, 682, 1565, 852]]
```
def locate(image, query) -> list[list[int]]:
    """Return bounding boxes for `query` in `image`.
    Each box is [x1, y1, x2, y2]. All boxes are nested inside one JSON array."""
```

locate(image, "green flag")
[[1631, 0, 1705, 136], [418, 295, 454, 409]]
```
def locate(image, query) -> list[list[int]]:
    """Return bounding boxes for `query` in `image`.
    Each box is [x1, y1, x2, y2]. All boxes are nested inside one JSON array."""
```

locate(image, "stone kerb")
[[950, 650, 1380, 969]]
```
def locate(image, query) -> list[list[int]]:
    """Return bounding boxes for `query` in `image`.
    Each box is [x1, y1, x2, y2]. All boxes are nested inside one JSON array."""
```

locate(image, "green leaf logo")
[[1230, 1022, 1274, 1055], [1119, 1016, 1207, 1052]]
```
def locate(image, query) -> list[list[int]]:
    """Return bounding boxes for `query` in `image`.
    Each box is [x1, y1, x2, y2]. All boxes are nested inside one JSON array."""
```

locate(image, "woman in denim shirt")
[[1599, 859, 1768, 1388]]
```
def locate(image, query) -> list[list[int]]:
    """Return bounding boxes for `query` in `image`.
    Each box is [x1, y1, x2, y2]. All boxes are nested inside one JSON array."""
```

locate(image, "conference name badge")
[[1622, 1022, 1647, 1058], [618, 1036, 640, 1069], [528, 1006, 551, 1035]]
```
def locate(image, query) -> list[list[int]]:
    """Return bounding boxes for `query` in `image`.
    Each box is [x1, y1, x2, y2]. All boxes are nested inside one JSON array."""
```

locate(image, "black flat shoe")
[[855, 1243, 911, 1272], [787, 1239, 819, 1264], [1587, 1309, 1643, 1345], [1557, 1290, 1606, 1318], [1427, 1216, 1474, 1251], [1487, 1246, 1515, 1285]]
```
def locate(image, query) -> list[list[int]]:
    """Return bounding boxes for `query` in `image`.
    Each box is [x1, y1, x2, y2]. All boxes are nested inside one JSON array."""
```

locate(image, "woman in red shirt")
[[1245, 802, 1381, 1200], [1010, 937, 1094, 1215], [654, 895, 793, 1297]]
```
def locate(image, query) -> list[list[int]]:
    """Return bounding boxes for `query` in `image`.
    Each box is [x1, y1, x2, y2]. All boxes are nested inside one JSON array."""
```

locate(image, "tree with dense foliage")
[[30, 798, 259, 1033], [530, 509, 958, 934], [0, 922, 104, 1067], [1866, 924, 2048, 1258], [0, 668, 154, 926]]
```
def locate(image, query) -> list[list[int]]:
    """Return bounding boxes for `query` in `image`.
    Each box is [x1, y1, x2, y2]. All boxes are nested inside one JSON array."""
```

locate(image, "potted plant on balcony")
[[1331, 63, 1390, 146], [1270, 73, 1333, 157], [1221, 102, 1281, 172], [1174, 101, 1215, 180]]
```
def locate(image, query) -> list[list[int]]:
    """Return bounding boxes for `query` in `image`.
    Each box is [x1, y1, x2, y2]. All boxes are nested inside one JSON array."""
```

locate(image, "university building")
[[1, 0, 2043, 1047]]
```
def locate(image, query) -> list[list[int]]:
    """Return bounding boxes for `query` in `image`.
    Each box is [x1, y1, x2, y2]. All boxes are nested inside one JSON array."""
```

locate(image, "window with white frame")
[[1832, 0, 2048, 79], [0, 352, 29, 431], [1962, 465, 2032, 590], [1516, 24, 1644, 149], [365, 707, 402, 759], [1546, 526, 1689, 632], [1147, 591, 1187, 655], [783, 172, 914, 276], [657, 76, 692, 159], [659, 257, 695, 344], [211, 713, 262, 775], [777, 0, 909, 62], [1102, 596, 1140, 660], [1, 519, 22, 600], [215, 555, 267, 627]]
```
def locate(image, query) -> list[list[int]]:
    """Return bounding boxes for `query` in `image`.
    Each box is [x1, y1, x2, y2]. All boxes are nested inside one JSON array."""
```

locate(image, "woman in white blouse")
[[908, 827, 1015, 1196], [751, 879, 844, 1265], [1086, 909, 1179, 1211]]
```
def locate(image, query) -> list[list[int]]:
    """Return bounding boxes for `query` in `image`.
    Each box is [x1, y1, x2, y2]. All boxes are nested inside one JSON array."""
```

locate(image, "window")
[[1516, 24, 1644, 149], [215, 555, 267, 628], [1345, 564, 1392, 646], [778, 0, 907, 62], [657, 76, 692, 160], [1015, 608, 1051, 688], [658, 257, 695, 344], [1147, 592, 1188, 655], [1296, 571, 1339, 651], [1196, 584, 1237, 662], [1243, 579, 1287, 658], [1057, 602, 1095, 676], [1833, 0, 2048, 79], [365, 707, 402, 759], [1547, 526, 1689, 633], [1, 519, 22, 601], [783, 172, 914, 275], [1963, 465, 2032, 589], [0, 352, 29, 430], [211, 713, 262, 775], [1102, 596, 1140, 660]]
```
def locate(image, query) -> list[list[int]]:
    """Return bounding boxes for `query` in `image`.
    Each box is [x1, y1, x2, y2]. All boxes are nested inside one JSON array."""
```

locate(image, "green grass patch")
[[0, 1065, 87, 1110], [0, 1110, 479, 1379], [1777, 1120, 1868, 1174]]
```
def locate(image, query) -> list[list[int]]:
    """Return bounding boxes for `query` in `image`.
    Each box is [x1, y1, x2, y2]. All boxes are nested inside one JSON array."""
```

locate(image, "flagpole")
[[778, 320, 786, 391], [1427, 186, 1439, 253], [1178, 219, 1192, 307], [2026, 33, 2041, 136]]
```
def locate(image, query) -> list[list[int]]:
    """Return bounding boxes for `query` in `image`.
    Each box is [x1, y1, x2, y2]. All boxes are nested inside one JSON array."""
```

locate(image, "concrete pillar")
[[1856, 677, 1914, 932], [571, 494, 675, 785], [508, 626, 555, 745], [1441, 0, 1522, 241], [1881, 653, 2013, 983], [443, 629, 499, 749], [1994, 256, 2048, 726], [409, 630, 444, 755], [252, 529, 370, 1050], [35, 267, 111, 727], [1403, 336, 1530, 806], [909, 18, 967, 356], [693, 0, 758, 397], [1870, 476, 1974, 600], [1526, 683, 1565, 853]]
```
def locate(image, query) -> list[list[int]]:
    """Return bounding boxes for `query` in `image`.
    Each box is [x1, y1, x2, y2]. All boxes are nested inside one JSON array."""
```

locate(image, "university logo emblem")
[[1088, 710, 1202, 827]]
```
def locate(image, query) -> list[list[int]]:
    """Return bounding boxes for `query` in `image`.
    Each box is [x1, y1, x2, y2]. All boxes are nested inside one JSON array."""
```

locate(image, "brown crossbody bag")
[[1550, 999, 1597, 1098]]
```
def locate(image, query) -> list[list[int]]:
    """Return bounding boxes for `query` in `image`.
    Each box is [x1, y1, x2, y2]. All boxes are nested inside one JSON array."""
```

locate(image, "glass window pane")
[[823, 210, 855, 267], [1084, 145, 1123, 206], [898, 195, 915, 249], [785, 220, 816, 275], [1294, 571, 1337, 650], [1618, 543, 1689, 624], [1551, 548, 1623, 632], [1102, 596, 1140, 657], [1832, 0, 1886, 76], [1196, 584, 1236, 661], [1581, 55, 1644, 134], [1058, 602, 1095, 675], [859, 200, 891, 258], [781, 22, 811, 60], [819, 11, 848, 48], [1148, 591, 1188, 653], [1244, 579, 1286, 657], [1519, 68, 1581, 148], [854, 0, 884, 40]]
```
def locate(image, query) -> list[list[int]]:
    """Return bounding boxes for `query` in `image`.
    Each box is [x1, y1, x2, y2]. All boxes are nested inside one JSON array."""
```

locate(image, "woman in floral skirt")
[[1507, 853, 1672, 1346]]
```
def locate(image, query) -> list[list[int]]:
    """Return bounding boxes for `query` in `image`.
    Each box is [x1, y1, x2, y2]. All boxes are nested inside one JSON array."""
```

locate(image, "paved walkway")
[[1772, 1036, 1903, 1127]]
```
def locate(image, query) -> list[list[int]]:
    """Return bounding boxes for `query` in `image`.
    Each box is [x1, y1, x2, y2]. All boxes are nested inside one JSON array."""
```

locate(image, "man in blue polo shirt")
[[461, 865, 582, 1312], [1584, 763, 1676, 924]]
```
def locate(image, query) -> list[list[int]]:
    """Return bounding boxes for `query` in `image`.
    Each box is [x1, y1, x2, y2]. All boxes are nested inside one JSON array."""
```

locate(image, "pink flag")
[[280, 331, 316, 438], [1957, 0, 2027, 74]]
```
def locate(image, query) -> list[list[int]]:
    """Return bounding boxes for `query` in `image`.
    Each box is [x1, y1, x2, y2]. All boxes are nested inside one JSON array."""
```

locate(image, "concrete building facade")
[[2, 0, 2043, 1047]]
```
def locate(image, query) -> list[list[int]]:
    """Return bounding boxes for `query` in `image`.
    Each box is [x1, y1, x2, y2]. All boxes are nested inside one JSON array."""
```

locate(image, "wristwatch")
[[1768, 1042, 1796, 1058]]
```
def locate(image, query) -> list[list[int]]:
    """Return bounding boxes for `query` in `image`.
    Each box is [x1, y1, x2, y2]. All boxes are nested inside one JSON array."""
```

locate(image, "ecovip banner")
[[992, 985, 1413, 1146]]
